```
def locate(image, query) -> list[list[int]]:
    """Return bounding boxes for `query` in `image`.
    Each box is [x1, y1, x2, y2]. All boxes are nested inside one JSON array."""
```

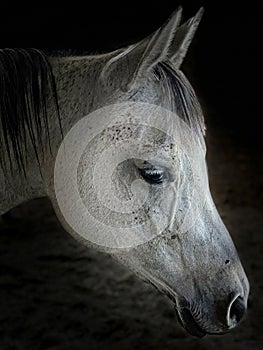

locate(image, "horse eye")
[[139, 168, 164, 185]]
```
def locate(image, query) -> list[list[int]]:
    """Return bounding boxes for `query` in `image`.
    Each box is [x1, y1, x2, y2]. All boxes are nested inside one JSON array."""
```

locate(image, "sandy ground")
[[0, 124, 262, 350]]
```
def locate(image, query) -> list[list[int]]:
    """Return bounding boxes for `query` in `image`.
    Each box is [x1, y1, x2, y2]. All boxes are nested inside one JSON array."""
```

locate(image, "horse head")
[[53, 7, 249, 337]]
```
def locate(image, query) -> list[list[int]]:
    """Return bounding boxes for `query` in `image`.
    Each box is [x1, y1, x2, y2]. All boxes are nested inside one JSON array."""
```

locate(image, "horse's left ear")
[[100, 6, 183, 88], [130, 6, 183, 82], [100, 7, 203, 89]]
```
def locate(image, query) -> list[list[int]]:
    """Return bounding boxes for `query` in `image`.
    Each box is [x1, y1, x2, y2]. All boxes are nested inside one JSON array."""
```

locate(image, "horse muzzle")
[[174, 293, 247, 337]]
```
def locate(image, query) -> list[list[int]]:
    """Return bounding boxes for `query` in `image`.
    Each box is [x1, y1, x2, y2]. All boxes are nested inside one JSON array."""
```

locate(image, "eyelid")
[[143, 168, 163, 175], [133, 159, 166, 171], [139, 167, 164, 185], [133, 159, 176, 183], [133, 156, 174, 169]]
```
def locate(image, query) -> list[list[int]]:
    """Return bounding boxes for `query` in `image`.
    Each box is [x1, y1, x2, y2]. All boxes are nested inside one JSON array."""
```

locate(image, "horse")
[[0, 7, 249, 337]]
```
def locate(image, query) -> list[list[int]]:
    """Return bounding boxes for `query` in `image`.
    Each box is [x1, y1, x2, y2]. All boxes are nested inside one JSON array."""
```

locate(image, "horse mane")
[[0, 48, 205, 176], [153, 61, 206, 138], [0, 48, 61, 174]]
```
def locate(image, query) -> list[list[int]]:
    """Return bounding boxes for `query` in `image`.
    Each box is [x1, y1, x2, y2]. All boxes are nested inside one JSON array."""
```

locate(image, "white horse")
[[0, 7, 249, 337]]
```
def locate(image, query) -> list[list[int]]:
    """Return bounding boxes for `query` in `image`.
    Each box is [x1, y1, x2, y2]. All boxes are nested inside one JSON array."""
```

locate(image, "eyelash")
[[138, 167, 164, 185]]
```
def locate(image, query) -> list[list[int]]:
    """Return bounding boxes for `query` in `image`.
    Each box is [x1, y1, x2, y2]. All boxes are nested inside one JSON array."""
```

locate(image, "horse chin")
[[175, 307, 207, 338]]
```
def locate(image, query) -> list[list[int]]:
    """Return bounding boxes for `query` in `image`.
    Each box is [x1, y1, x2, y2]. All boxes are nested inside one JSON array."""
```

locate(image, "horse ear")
[[100, 7, 182, 88], [100, 7, 203, 88], [169, 7, 204, 68], [131, 6, 183, 82]]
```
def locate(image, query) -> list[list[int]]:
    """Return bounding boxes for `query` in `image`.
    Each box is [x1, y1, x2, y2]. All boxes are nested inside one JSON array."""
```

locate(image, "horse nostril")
[[228, 295, 246, 327]]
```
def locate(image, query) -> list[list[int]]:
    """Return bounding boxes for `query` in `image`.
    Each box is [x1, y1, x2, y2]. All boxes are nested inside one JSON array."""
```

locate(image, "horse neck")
[[0, 129, 47, 215], [0, 53, 114, 215], [0, 160, 45, 216], [51, 54, 105, 127]]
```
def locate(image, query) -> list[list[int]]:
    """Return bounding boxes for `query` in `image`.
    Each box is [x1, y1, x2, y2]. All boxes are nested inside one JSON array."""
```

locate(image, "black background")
[[0, 1, 262, 149]]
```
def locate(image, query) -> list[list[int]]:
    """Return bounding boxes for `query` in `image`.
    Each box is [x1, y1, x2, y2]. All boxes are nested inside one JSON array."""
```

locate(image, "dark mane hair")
[[153, 61, 205, 137], [0, 48, 61, 174]]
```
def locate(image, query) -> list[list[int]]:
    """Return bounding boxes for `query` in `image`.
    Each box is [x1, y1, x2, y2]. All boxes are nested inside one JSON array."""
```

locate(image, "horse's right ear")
[[169, 8, 204, 68], [100, 7, 203, 90]]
